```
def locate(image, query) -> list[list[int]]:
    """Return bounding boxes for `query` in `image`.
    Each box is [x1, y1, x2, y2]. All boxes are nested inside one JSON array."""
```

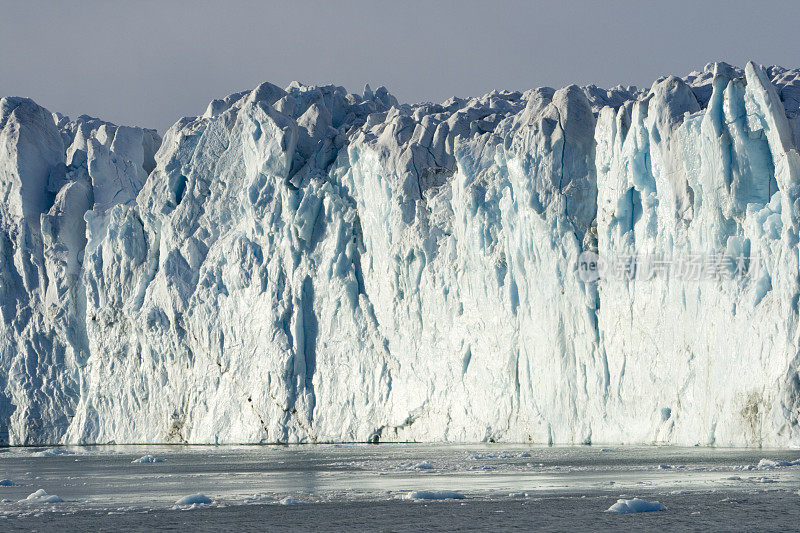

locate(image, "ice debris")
[[606, 498, 666, 513]]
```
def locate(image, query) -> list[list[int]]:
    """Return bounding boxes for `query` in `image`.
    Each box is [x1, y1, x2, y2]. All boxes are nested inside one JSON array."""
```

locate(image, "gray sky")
[[2, 0, 799, 133]]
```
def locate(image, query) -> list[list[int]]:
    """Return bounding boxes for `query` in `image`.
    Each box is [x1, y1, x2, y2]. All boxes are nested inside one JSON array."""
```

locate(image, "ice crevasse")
[[2, 61, 800, 446]]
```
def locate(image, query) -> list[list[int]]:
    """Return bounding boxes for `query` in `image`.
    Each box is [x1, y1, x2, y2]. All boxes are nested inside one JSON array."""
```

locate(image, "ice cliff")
[[3, 62, 800, 446]]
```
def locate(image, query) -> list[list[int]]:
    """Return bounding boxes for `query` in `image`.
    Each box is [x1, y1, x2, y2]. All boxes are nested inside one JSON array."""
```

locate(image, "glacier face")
[[2, 62, 800, 446]]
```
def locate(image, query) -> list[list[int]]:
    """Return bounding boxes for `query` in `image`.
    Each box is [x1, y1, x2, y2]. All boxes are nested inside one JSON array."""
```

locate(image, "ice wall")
[[595, 64, 800, 445], [0, 101, 160, 444], [2, 62, 800, 446]]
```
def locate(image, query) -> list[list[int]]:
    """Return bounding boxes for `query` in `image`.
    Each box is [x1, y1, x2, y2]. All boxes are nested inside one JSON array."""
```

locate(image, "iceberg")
[[20, 489, 63, 504], [606, 498, 666, 513], [2, 62, 800, 447], [175, 493, 212, 506]]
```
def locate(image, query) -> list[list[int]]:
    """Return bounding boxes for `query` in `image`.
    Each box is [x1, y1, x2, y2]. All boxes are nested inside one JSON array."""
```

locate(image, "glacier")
[[2, 62, 800, 446]]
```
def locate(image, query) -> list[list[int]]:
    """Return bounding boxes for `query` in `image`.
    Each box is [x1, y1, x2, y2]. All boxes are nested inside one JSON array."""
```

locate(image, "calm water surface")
[[1, 444, 799, 531]]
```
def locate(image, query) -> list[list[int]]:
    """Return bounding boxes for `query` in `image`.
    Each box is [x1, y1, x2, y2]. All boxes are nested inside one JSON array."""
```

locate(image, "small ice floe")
[[719, 497, 746, 504], [606, 498, 666, 513], [653, 464, 687, 471], [405, 490, 465, 500], [131, 455, 166, 464], [279, 497, 306, 505], [242, 493, 276, 503], [467, 453, 493, 460], [757, 458, 800, 469], [468, 451, 532, 461], [33, 448, 74, 457], [175, 493, 213, 506], [394, 460, 435, 471], [0, 479, 13, 486], [20, 489, 63, 504]]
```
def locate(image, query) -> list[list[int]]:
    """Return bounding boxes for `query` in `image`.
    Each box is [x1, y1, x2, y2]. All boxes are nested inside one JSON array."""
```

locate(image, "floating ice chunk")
[[131, 455, 166, 463], [757, 458, 800, 469], [0, 479, 12, 486], [405, 490, 465, 500], [33, 448, 75, 457], [175, 493, 213, 505], [21, 489, 63, 504], [282, 495, 310, 505], [394, 460, 435, 471], [606, 498, 666, 513], [243, 493, 276, 503]]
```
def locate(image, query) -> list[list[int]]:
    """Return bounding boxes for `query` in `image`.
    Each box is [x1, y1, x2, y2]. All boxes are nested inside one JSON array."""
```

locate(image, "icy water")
[[1, 445, 799, 531]]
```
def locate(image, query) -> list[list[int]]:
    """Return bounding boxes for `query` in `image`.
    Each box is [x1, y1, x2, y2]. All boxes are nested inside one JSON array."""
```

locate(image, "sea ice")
[[175, 493, 213, 505], [757, 458, 800, 469], [279, 497, 306, 505], [20, 489, 63, 504], [33, 449, 75, 457], [131, 455, 166, 463], [395, 460, 435, 471], [606, 498, 666, 513], [405, 490, 466, 500]]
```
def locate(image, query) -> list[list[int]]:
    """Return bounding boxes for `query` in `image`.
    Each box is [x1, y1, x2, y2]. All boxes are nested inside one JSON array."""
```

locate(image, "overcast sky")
[[2, 0, 799, 132]]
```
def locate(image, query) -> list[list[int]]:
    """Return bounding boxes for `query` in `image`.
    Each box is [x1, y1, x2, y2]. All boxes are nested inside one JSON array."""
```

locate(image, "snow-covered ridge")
[[2, 62, 800, 446]]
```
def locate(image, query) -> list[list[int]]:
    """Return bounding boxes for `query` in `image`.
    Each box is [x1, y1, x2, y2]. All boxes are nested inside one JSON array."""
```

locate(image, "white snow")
[[606, 498, 666, 513], [3, 62, 800, 446], [175, 493, 212, 505], [405, 490, 465, 500], [20, 489, 63, 504], [131, 455, 166, 463]]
